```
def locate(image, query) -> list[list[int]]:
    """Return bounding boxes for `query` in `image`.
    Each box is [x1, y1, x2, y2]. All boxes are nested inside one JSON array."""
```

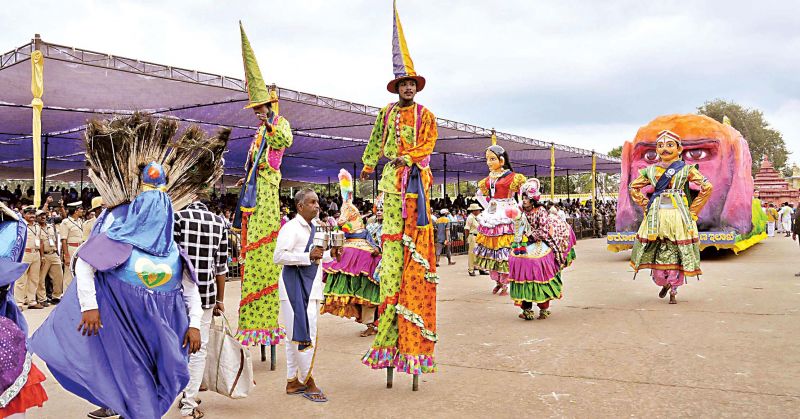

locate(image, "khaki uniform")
[[39, 223, 64, 299], [465, 213, 480, 273], [14, 223, 44, 305], [59, 217, 84, 288], [82, 217, 97, 241]]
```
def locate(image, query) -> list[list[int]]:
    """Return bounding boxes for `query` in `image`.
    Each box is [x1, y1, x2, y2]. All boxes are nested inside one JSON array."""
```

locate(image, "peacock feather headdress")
[[84, 113, 231, 210]]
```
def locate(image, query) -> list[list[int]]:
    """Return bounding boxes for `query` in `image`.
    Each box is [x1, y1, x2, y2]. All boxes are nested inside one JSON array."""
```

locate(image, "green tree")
[[697, 99, 790, 175], [607, 145, 623, 158]]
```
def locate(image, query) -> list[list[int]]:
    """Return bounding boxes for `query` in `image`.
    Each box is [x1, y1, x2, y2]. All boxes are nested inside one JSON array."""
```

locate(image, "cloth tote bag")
[[202, 315, 255, 399]]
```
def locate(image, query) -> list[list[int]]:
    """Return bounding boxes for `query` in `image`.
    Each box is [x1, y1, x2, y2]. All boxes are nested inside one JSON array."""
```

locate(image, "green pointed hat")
[[240, 21, 278, 109]]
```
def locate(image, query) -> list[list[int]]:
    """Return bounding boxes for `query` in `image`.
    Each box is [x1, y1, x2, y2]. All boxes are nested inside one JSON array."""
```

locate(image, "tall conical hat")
[[240, 21, 278, 109], [386, 0, 426, 93]]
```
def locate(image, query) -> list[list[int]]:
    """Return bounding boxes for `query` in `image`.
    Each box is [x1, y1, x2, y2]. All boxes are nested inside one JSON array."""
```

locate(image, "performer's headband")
[[656, 130, 682, 146]]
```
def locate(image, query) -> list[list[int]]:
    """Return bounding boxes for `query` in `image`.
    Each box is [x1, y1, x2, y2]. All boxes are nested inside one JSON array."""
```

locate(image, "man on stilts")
[[359, 0, 438, 389], [234, 22, 293, 349]]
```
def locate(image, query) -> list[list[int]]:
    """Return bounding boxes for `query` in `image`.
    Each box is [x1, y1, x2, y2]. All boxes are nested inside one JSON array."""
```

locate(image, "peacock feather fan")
[[338, 168, 353, 203], [84, 112, 231, 210]]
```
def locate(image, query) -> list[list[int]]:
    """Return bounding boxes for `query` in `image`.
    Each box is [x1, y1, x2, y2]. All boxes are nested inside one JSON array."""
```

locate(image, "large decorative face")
[[485, 150, 504, 172], [616, 114, 754, 234]]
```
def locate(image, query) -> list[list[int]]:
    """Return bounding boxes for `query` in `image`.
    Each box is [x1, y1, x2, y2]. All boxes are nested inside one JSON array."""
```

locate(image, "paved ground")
[[21, 235, 800, 418]]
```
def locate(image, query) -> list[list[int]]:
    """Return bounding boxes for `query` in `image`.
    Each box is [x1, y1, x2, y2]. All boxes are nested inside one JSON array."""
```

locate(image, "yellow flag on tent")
[[31, 50, 44, 207]]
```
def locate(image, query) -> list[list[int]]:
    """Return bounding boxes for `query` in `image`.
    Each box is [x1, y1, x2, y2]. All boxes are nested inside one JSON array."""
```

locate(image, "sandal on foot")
[[669, 295, 677, 304], [499, 286, 509, 296], [302, 389, 328, 403], [538, 310, 551, 320], [182, 409, 204, 419], [360, 325, 377, 337], [658, 285, 670, 299], [492, 284, 502, 294]]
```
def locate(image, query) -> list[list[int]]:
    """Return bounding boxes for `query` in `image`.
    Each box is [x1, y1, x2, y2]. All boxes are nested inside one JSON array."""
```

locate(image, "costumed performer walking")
[[233, 22, 294, 347], [274, 189, 341, 402], [0, 202, 48, 418], [321, 169, 382, 337], [509, 179, 576, 320], [359, 0, 439, 382], [474, 138, 526, 296], [31, 114, 230, 419], [629, 130, 712, 304]]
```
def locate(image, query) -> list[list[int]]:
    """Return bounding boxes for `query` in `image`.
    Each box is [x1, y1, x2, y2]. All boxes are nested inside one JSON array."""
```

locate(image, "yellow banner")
[[31, 50, 44, 208]]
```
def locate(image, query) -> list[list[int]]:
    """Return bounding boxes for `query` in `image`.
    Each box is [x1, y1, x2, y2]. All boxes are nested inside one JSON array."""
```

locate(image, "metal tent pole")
[[41, 135, 49, 199], [443, 153, 447, 199]]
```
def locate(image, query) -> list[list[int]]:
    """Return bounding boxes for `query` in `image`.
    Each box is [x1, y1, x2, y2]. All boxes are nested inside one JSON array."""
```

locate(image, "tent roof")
[[0, 37, 620, 184]]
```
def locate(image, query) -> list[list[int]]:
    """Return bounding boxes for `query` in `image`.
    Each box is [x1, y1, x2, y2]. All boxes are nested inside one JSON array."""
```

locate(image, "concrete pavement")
[[21, 236, 800, 418]]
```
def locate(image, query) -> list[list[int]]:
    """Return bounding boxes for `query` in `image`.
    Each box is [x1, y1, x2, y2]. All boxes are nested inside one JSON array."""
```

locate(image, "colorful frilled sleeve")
[[687, 165, 712, 218], [362, 106, 388, 174], [628, 170, 651, 211], [510, 173, 527, 193], [478, 177, 489, 196]]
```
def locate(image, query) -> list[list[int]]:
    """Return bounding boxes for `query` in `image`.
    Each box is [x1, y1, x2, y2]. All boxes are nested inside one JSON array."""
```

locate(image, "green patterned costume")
[[236, 116, 293, 346]]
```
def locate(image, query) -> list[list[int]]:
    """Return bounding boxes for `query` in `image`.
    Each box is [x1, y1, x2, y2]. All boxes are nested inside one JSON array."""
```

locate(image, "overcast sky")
[[3, 0, 799, 163]]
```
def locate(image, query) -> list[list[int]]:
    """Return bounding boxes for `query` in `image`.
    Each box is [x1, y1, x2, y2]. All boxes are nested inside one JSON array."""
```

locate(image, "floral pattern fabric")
[[361, 102, 439, 375], [236, 117, 293, 346]]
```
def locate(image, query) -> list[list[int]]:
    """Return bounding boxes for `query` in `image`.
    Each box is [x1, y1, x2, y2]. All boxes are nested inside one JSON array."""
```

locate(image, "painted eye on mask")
[[643, 150, 658, 163], [684, 149, 709, 161]]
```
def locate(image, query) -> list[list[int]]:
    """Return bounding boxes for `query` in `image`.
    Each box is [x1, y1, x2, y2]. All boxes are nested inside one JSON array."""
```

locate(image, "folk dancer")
[[321, 170, 382, 337], [509, 179, 576, 320], [31, 114, 228, 419], [628, 130, 712, 304]]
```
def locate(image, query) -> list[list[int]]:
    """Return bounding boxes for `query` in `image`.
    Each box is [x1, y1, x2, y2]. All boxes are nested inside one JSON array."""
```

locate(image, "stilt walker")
[[233, 22, 293, 355], [629, 130, 712, 303], [359, 0, 438, 390]]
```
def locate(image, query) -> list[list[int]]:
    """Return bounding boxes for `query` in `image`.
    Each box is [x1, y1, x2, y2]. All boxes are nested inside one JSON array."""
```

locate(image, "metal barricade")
[[449, 221, 467, 255]]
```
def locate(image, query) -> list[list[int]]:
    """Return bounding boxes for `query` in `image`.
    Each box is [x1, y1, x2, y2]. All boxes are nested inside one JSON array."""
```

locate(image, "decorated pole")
[[31, 35, 44, 208], [592, 150, 597, 217], [550, 143, 555, 201]]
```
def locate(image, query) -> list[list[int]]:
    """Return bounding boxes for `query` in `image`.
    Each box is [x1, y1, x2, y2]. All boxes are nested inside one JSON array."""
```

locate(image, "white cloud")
[[1, 0, 798, 161]]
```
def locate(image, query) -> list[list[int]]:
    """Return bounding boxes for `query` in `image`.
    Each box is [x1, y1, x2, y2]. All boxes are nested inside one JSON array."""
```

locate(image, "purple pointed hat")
[[387, 0, 426, 93]]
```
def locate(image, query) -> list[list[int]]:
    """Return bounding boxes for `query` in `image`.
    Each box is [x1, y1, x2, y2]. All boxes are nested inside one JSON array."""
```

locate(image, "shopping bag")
[[201, 314, 255, 398]]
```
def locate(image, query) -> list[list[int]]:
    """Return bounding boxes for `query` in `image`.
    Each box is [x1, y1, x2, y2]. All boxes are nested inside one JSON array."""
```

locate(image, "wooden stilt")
[[260, 344, 266, 362], [386, 367, 394, 388], [412, 374, 419, 391], [270, 344, 277, 371]]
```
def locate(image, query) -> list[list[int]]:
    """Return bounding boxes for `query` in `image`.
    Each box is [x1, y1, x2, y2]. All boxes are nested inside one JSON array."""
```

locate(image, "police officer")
[[59, 201, 85, 287], [15, 206, 45, 309], [38, 209, 64, 303]]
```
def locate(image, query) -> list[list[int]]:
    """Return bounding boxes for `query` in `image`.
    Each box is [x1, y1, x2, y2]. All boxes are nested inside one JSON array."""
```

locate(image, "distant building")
[[753, 157, 799, 206]]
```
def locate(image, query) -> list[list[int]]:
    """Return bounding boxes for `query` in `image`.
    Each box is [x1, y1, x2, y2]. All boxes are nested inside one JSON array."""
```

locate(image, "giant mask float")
[[609, 114, 767, 253]]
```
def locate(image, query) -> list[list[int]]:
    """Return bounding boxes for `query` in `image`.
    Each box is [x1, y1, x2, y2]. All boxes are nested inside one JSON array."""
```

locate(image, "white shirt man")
[[273, 192, 337, 402]]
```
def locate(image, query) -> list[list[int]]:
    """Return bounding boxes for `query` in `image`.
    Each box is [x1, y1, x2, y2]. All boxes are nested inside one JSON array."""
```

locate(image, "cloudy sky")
[[3, 0, 799, 162]]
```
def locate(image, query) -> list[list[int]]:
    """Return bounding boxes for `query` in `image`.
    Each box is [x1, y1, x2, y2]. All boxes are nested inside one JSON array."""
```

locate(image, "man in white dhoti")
[[778, 203, 794, 237], [274, 188, 340, 403]]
